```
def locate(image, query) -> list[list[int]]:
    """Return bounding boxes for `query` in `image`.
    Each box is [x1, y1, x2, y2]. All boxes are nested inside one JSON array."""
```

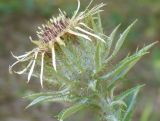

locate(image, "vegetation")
[[0, 0, 159, 121], [9, 1, 156, 120]]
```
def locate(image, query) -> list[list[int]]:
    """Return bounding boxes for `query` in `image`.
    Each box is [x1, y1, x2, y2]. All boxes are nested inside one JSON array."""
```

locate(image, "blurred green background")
[[0, 0, 160, 121]]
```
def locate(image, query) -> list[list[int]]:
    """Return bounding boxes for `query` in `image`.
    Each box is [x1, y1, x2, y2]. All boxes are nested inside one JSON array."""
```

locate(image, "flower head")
[[9, 0, 106, 88]]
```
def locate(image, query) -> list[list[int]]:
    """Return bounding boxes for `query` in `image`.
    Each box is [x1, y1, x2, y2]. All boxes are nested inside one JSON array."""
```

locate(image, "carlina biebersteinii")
[[9, 0, 108, 88]]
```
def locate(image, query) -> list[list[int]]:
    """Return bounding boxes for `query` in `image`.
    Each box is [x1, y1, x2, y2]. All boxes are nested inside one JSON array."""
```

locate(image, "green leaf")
[[26, 95, 72, 109], [99, 42, 156, 89], [107, 56, 142, 89], [95, 43, 101, 72], [24, 88, 69, 99], [57, 101, 88, 121], [122, 86, 142, 121], [107, 24, 121, 57], [114, 20, 137, 54], [105, 20, 137, 63], [109, 85, 144, 121], [114, 85, 144, 101], [25, 96, 53, 109], [99, 51, 143, 81], [25, 89, 71, 109], [43, 95, 73, 103], [137, 41, 158, 54], [110, 100, 127, 108]]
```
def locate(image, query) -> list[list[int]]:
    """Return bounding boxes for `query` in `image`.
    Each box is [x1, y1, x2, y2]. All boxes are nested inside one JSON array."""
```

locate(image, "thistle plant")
[[9, 0, 157, 121], [9, 0, 105, 88]]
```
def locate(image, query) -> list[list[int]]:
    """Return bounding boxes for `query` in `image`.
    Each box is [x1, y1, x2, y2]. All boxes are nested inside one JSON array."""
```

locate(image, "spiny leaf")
[[99, 42, 156, 89], [137, 41, 158, 54], [25, 96, 53, 109], [24, 88, 69, 99], [105, 20, 137, 63], [43, 95, 73, 103], [26, 95, 72, 109], [115, 20, 137, 52], [99, 51, 144, 81], [122, 86, 141, 121], [107, 57, 142, 90], [110, 100, 127, 108], [57, 101, 88, 121], [107, 24, 121, 57], [114, 85, 144, 101], [120, 41, 157, 65], [108, 42, 157, 89]]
